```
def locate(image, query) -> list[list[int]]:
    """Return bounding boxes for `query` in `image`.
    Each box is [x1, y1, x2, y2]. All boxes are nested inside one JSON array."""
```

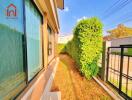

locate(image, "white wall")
[[111, 37, 132, 47], [58, 34, 73, 44], [111, 37, 132, 52]]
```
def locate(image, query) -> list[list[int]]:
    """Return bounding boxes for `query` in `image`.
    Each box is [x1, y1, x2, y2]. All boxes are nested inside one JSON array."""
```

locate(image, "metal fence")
[[106, 45, 132, 100]]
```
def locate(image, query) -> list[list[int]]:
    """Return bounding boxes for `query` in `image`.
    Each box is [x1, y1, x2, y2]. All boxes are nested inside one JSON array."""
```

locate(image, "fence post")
[[119, 47, 124, 94], [101, 41, 111, 81]]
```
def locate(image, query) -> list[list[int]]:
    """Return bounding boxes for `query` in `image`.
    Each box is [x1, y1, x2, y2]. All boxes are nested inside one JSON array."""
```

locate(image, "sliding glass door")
[[0, 0, 43, 99], [25, 0, 43, 81]]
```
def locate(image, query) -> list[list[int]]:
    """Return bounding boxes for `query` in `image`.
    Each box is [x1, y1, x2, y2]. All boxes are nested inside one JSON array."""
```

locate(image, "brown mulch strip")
[[51, 54, 113, 100]]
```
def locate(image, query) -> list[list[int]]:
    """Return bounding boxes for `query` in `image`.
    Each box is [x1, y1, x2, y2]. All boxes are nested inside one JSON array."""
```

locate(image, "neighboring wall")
[[111, 36, 132, 52], [58, 34, 73, 44], [111, 36, 132, 47]]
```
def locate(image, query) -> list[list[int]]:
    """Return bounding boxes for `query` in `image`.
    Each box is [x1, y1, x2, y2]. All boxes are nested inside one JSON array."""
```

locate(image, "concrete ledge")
[[48, 92, 61, 100], [41, 57, 60, 100], [19, 57, 59, 100], [93, 76, 124, 100]]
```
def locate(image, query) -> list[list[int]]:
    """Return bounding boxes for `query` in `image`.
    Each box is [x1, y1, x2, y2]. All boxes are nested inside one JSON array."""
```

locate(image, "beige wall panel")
[[43, 13, 48, 68]]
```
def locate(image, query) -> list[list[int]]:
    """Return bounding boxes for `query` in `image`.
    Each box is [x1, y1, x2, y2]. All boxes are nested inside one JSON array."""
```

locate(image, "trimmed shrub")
[[64, 17, 103, 79]]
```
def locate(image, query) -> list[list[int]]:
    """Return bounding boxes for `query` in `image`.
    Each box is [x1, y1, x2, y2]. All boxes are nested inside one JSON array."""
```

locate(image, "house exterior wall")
[[18, 0, 61, 99], [48, 26, 55, 63], [0, 0, 63, 99]]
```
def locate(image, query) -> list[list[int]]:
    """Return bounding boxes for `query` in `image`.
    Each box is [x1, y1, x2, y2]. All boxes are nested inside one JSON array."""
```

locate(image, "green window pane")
[[0, 0, 26, 99], [25, 0, 43, 81]]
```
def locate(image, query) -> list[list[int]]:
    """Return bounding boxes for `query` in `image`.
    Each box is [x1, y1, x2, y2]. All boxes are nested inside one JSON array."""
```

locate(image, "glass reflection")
[[25, 0, 42, 80], [0, 0, 26, 99]]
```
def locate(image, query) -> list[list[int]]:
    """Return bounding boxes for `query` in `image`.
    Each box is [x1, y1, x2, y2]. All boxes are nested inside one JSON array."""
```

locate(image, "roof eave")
[[56, 0, 64, 10]]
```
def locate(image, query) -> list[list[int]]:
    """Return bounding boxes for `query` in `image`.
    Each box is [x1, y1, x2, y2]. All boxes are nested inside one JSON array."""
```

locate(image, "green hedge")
[[64, 17, 103, 79]]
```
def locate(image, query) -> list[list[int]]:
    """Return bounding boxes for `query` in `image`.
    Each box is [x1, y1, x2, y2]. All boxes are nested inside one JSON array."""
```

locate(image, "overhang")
[[56, 0, 64, 10], [35, 0, 64, 33]]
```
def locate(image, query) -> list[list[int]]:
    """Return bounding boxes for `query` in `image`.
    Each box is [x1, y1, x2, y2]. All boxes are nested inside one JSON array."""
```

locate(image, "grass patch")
[[111, 48, 132, 55], [111, 51, 132, 55], [57, 43, 65, 54], [128, 48, 132, 55]]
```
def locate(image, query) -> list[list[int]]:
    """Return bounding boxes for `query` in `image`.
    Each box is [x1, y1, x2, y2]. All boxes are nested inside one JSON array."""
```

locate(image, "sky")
[[58, 0, 132, 36]]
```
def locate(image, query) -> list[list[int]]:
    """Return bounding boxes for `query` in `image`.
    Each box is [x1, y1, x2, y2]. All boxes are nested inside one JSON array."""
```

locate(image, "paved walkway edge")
[[41, 57, 61, 100], [93, 76, 124, 100]]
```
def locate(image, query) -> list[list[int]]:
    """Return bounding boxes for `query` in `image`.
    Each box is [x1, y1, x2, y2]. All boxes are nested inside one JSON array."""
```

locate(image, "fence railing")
[[106, 45, 132, 99]]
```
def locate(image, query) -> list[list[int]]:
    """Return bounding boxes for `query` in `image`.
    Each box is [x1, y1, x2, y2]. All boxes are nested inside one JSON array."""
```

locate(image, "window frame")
[[14, 0, 44, 99], [47, 25, 53, 56], [0, 0, 44, 99]]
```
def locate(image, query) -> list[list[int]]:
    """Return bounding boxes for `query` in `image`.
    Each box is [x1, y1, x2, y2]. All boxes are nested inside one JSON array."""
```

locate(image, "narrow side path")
[[51, 54, 113, 100]]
